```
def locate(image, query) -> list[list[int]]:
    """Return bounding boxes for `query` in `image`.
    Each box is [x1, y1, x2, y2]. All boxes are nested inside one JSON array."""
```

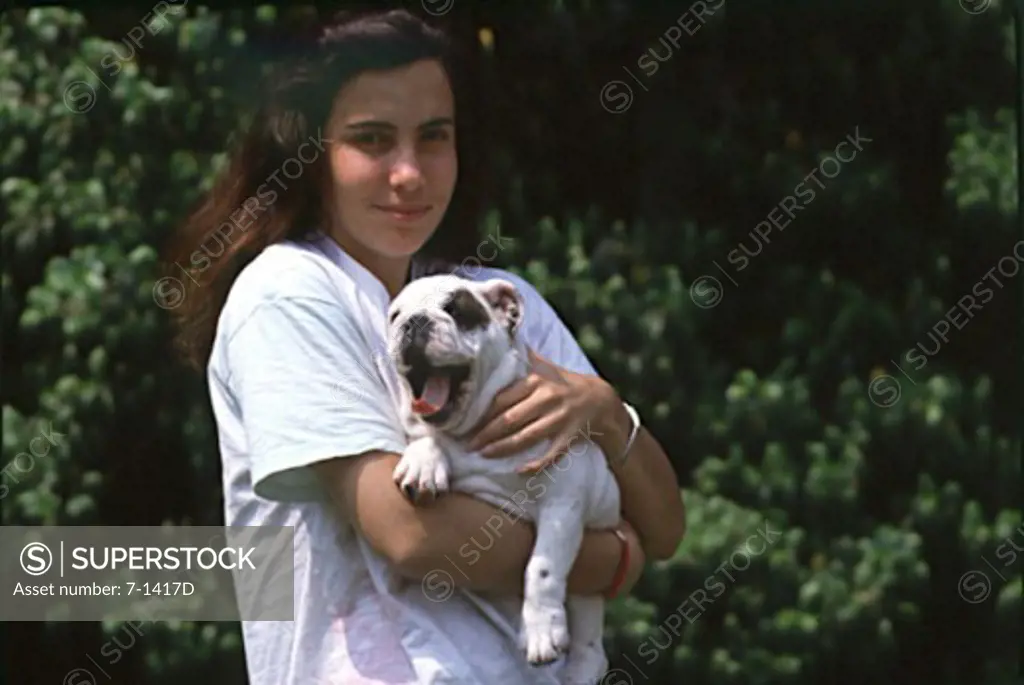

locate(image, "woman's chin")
[[379, 223, 438, 256]]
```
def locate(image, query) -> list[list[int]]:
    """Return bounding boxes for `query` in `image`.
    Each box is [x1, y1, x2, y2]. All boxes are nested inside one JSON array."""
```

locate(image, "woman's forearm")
[[592, 396, 686, 560], [393, 492, 621, 596]]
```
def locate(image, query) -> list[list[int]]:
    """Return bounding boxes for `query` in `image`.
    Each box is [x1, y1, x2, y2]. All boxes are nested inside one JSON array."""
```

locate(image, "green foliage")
[[1, 2, 1019, 684]]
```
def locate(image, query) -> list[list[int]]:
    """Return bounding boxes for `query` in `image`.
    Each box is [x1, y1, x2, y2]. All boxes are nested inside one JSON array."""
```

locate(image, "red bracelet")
[[604, 527, 631, 600]]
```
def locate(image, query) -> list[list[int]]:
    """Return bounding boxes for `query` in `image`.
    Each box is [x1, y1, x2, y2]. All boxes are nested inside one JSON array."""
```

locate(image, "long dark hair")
[[162, 8, 482, 370]]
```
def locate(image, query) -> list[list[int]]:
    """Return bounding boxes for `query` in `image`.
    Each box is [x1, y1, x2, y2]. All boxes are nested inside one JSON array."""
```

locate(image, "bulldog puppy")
[[385, 275, 622, 684]]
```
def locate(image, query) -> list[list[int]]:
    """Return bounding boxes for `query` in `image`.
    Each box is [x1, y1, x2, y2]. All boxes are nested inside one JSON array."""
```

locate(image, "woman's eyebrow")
[[344, 120, 393, 131], [344, 117, 454, 131], [419, 117, 454, 129]]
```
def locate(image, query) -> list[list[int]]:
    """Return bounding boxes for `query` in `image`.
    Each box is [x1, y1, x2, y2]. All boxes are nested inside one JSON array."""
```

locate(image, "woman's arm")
[[312, 450, 646, 595], [588, 387, 687, 560]]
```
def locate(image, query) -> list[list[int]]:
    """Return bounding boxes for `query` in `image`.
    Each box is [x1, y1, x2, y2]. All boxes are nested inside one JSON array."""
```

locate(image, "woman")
[[164, 8, 685, 685]]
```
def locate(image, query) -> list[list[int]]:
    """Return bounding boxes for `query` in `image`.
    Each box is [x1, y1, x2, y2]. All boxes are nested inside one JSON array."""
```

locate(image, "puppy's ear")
[[479, 279, 525, 337]]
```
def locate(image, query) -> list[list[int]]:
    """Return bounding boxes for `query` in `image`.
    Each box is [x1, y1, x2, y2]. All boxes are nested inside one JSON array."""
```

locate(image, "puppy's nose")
[[403, 314, 433, 349]]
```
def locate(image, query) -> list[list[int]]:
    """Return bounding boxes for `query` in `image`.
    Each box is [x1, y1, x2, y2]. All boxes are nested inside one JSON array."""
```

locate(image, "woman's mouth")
[[376, 205, 431, 222]]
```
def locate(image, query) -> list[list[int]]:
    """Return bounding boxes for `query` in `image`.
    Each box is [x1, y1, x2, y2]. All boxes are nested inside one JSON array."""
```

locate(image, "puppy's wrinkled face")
[[387, 275, 524, 431]]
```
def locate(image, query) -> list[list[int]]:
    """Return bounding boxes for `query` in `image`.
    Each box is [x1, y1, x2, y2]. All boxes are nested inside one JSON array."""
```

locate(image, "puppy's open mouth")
[[406, 362, 472, 425]]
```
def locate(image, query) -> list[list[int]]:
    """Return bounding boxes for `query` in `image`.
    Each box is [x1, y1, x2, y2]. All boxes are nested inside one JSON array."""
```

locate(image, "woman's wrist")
[[590, 379, 632, 466]]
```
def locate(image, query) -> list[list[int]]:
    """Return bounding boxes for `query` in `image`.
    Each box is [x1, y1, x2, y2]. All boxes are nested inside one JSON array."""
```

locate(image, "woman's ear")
[[479, 279, 525, 337]]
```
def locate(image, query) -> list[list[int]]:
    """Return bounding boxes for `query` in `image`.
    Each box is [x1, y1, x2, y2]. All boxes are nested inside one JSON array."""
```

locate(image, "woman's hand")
[[467, 347, 618, 474]]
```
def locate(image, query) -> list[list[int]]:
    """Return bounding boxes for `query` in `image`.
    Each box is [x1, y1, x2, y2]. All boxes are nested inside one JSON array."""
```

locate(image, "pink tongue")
[[411, 375, 451, 415]]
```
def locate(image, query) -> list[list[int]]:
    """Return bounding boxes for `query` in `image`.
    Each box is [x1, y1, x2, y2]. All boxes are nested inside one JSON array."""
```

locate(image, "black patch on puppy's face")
[[442, 288, 490, 331]]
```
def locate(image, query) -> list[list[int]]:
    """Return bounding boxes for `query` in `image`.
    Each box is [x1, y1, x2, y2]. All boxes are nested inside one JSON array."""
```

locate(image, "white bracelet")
[[612, 402, 641, 467]]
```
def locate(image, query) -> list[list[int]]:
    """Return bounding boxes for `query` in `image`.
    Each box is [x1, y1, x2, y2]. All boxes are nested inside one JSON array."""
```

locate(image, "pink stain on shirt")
[[323, 591, 420, 685]]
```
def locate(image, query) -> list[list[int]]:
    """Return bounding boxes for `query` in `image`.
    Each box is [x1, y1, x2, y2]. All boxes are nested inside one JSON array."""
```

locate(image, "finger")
[[470, 411, 531, 454], [483, 389, 563, 448], [479, 414, 561, 459], [527, 348, 551, 375], [468, 386, 537, 450], [526, 347, 541, 366], [526, 347, 565, 382], [527, 346, 554, 364], [517, 436, 572, 475], [474, 379, 532, 432]]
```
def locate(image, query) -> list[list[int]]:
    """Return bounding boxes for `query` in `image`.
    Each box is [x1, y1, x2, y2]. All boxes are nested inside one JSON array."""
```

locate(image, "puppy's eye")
[[389, 310, 400, 324], [443, 289, 489, 331]]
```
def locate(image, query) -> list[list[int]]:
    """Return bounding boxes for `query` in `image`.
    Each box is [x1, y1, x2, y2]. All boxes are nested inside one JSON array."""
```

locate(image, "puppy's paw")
[[393, 437, 450, 504], [560, 641, 608, 684], [520, 600, 570, 666]]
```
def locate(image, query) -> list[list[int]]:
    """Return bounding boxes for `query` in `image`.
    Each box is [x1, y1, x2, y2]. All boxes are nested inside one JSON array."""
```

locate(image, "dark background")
[[2, 1, 1021, 683]]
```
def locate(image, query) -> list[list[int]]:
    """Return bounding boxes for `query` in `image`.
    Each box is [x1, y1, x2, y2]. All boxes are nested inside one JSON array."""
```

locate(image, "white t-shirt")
[[207, 232, 600, 684]]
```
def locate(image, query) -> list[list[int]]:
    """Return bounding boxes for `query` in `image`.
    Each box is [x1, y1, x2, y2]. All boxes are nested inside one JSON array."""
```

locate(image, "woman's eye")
[[352, 132, 391, 149], [422, 128, 452, 143]]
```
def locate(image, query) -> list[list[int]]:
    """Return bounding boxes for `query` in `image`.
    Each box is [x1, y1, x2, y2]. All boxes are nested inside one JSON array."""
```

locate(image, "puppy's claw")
[[393, 438, 450, 506], [521, 601, 570, 666], [528, 653, 561, 667]]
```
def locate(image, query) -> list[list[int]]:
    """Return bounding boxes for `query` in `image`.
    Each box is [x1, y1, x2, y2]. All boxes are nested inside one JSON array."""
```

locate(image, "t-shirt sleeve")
[[226, 295, 406, 502], [513, 278, 599, 378]]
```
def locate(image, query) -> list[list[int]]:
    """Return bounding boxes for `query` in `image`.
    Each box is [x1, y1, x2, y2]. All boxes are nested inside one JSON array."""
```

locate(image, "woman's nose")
[[389, 151, 425, 192]]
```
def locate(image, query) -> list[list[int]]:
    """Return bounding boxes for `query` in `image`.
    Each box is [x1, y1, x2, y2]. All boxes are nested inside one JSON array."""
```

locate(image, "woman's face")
[[323, 59, 458, 262]]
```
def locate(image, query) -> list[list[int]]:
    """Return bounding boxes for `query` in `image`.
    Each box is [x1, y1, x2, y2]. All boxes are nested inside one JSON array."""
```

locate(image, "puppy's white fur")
[[386, 275, 621, 684]]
